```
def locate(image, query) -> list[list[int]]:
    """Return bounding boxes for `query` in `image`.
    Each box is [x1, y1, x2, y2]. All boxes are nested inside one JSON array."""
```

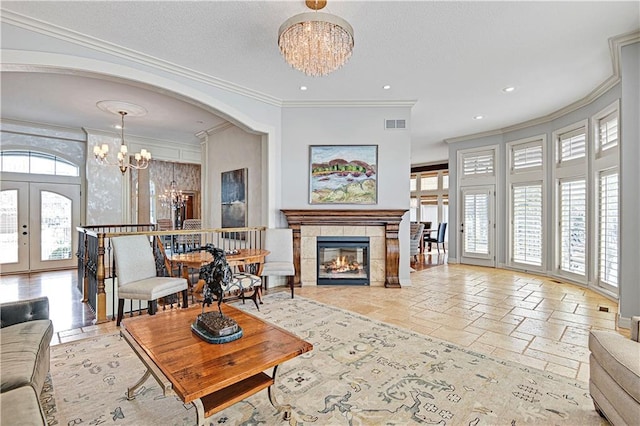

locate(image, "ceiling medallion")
[[278, 0, 354, 77]]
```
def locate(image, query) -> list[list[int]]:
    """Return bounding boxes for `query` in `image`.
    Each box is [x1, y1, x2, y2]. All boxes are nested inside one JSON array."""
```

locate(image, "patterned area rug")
[[44, 293, 605, 425]]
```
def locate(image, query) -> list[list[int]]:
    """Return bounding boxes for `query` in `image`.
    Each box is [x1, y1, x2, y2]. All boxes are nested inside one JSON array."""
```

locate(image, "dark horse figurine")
[[194, 244, 232, 316]]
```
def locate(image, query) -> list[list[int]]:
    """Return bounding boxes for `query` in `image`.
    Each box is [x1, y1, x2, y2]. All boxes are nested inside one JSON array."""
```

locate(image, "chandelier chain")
[[93, 108, 151, 175]]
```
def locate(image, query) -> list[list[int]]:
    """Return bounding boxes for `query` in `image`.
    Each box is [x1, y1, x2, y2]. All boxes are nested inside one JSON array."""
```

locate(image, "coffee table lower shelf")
[[120, 303, 312, 426], [198, 372, 274, 418]]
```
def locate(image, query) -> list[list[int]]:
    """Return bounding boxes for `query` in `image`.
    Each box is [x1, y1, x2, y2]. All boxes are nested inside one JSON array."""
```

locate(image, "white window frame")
[[506, 135, 546, 271], [596, 168, 619, 292], [459, 148, 496, 186], [557, 177, 588, 279], [591, 100, 620, 295], [555, 120, 588, 168], [457, 145, 499, 268], [593, 100, 620, 159], [510, 139, 544, 173], [0, 150, 80, 177], [552, 120, 588, 284]]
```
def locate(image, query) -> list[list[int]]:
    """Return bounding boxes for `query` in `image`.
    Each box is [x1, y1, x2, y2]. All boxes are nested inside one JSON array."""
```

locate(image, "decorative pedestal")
[[191, 312, 243, 344]]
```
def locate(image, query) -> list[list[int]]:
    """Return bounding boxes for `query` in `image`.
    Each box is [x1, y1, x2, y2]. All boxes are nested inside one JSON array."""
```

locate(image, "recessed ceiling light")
[[115, 124, 122, 129], [502, 86, 516, 93], [383, 85, 391, 90], [300, 86, 308, 91], [473, 115, 484, 120]]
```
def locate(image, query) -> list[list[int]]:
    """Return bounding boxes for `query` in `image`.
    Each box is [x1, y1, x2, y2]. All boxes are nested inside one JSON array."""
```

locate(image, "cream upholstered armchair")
[[409, 222, 425, 262], [588, 316, 640, 425], [261, 228, 295, 298], [112, 235, 188, 326]]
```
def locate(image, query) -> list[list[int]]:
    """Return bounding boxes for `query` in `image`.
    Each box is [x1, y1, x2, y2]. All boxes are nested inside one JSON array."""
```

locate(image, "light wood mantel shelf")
[[281, 209, 407, 288]]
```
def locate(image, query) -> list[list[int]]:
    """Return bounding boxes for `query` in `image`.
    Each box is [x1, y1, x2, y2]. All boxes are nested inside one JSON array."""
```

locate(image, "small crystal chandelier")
[[159, 164, 189, 211], [278, 0, 354, 77], [93, 101, 151, 175]]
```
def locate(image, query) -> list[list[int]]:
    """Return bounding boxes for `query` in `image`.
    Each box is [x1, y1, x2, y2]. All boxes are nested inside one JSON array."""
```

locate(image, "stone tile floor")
[[292, 264, 628, 382]]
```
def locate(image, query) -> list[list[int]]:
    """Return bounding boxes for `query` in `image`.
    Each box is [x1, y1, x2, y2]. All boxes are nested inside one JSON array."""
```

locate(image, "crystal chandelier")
[[159, 164, 189, 211], [278, 0, 354, 77], [93, 102, 151, 175]]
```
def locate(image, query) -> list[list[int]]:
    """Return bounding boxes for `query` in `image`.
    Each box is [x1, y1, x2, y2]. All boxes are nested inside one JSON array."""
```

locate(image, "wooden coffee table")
[[120, 303, 313, 425]]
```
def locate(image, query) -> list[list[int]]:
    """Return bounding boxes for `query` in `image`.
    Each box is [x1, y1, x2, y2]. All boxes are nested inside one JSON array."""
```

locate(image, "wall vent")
[[385, 119, 407, 130]]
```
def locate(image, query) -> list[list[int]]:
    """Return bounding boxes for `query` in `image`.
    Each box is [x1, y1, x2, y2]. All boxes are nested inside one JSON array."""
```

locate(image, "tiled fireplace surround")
[[303, 226, 382, 285], [281, 210, 407, 288]]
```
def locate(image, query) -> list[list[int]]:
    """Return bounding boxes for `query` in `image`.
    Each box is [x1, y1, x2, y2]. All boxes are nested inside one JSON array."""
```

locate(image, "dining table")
[[170, 248, 270, 295]]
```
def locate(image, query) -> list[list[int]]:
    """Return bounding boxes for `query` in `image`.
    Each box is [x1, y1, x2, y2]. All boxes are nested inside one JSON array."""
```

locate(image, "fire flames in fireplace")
[[323, 255, 363, 274]]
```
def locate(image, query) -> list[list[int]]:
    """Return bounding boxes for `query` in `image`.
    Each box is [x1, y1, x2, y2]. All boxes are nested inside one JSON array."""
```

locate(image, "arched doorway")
[[2, 51, 279, 229], [1, 151, 81, 273]]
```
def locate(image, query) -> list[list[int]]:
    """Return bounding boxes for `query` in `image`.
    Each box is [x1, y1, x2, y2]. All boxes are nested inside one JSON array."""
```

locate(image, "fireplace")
[[282, 209, 405, 288], [317, 236, 370, 285]]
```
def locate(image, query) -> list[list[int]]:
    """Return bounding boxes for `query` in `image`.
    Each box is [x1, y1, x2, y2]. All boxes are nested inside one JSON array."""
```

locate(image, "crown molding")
[[195, 122, 236, 140], [445, 30, 640, 145], [281, 99, 417, 108], [82, 126, 198, 149], [0, 118, 86, 141], [1, 10, 282, 107], [609, 29, 640, 77]]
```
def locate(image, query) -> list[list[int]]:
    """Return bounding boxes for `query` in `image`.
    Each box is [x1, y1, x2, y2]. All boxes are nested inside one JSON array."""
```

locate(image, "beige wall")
[[204, 125, 263, 228], [145, 160, 201, 221]]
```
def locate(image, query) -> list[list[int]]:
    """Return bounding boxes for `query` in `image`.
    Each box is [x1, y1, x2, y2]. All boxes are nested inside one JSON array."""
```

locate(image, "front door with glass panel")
[[460, 186, 495, 267], [0, 181, 80, 273]]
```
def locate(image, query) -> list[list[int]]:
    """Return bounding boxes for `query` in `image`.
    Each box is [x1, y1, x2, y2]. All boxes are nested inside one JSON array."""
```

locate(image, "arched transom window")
[[0, 150, 79, 177]]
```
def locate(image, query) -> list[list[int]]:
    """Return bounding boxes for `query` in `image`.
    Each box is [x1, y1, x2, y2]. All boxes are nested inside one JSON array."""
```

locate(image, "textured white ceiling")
[[1, 1, 639, 164]]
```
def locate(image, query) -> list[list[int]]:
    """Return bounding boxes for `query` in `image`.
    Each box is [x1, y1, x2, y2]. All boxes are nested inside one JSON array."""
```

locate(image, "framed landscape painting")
[[309, 145, 378, 204]]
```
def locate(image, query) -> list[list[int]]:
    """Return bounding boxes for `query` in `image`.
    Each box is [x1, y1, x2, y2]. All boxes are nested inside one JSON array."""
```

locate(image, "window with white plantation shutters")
[[512, 183, 542, 266], [512, 142, 543, 172], [598, 111, 618, 153], [599, 171, 618, 287], [464, 192, 490, 255], [559, 179, 586, 275], [558, 128, 586, 164], [462, 151, 494, 177]]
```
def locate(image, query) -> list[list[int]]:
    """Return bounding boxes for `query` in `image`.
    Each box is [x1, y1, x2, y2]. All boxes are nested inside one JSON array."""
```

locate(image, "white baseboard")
[[618, 315, 631, 330]]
